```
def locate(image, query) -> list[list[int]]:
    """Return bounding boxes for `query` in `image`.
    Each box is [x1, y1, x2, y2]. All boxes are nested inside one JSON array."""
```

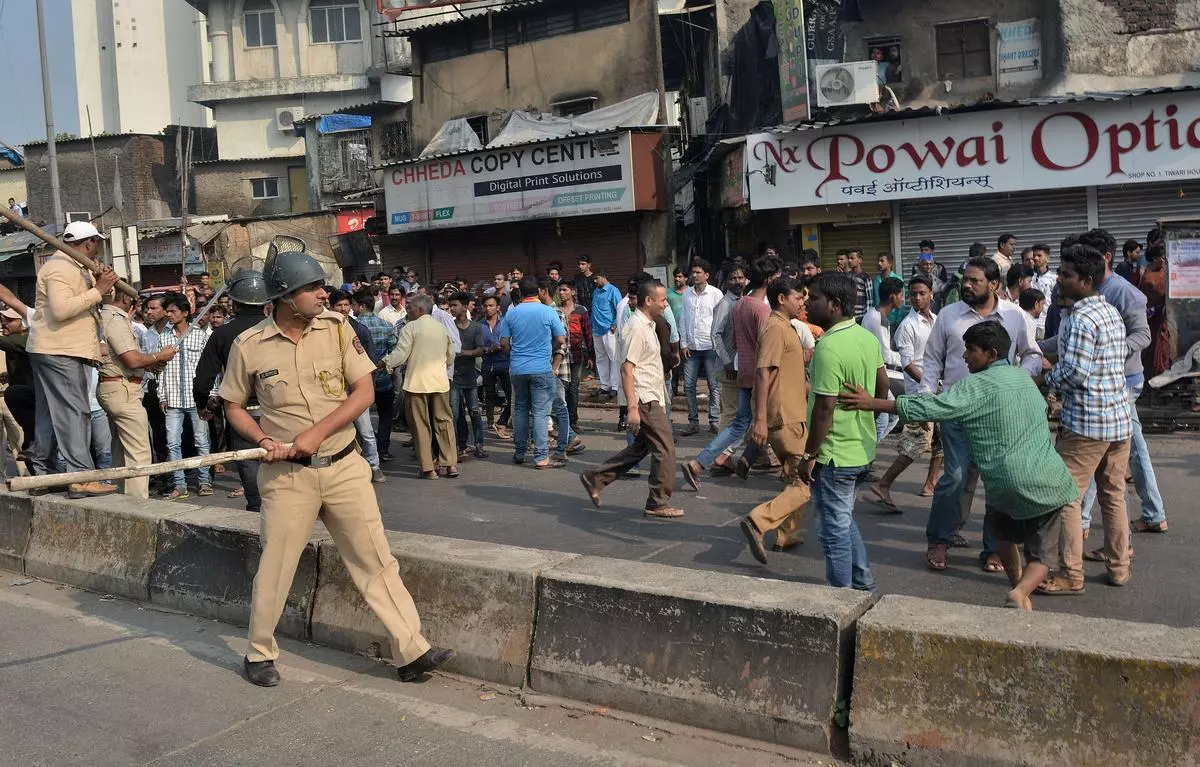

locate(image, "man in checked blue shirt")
[[1040, 244, 1132, 594]]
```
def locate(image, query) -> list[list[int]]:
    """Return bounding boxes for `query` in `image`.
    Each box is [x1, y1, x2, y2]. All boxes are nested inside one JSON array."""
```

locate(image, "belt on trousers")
[[285, 440, 357, 468], [100, 375, 143, 384]]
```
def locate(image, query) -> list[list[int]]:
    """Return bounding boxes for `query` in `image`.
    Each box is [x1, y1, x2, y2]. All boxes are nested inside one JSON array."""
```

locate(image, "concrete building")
[[0, 159, 24, 214], [72, 0, 212, 135], [181, 0, 411, 216]]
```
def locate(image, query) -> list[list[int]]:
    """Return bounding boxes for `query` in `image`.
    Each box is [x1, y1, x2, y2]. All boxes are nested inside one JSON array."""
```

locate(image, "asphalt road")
[[189, 407, 1198, 628], [0, 573, 825, 767]]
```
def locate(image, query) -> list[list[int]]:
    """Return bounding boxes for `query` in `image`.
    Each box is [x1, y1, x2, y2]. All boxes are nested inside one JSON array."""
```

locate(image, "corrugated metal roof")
[[373, 126, 661, 169], [138, 221, 230, 246], [22, 132, 163, 148], [385, 0, 546, 34], [0, 231, 43, 255], [192, 155, 305, 165], [759, 85, 1200, 135], [294, 101, 403, 125]]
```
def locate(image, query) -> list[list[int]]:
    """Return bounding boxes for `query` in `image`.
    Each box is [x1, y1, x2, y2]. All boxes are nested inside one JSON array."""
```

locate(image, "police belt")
[[286, 441, 357, 468]]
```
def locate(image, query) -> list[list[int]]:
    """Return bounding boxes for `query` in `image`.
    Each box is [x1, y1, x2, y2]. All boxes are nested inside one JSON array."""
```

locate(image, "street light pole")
[[36, 0, 64, 233]]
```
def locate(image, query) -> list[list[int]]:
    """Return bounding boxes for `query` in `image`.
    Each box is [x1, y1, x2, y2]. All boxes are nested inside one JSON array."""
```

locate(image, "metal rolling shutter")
[[899, 189, 1088, 272], [430, 224, 530, 288], [817, 222, 892, 272], [1098, 180, 1200, 247], [379, 234, 427, 280], [532, 214, 642, 287]]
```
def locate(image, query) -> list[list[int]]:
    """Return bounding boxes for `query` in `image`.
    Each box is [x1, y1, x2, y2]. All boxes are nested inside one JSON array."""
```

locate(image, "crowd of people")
[[0, 221, 1176, 616]]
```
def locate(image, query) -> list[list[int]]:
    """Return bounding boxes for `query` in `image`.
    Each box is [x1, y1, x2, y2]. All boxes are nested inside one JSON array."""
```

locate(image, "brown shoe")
[[67, 482, 118, 499], [1107, 571, 1131, 587], [740, 517, 767, 564], [1131, 519, 1167, 533]]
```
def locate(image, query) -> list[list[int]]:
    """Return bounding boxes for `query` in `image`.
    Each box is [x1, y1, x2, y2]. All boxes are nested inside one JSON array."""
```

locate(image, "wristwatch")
[[799, 452, 816, 462]]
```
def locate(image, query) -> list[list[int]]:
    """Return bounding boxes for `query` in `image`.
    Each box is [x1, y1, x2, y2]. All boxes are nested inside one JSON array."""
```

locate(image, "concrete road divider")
[[311, 532, 575, 686], [529, 556, 873, 755], [0, 492, 33, 571], [24, 493, 183, 600], [850, 595, 1200, 767], [150, 508, 323, 641]]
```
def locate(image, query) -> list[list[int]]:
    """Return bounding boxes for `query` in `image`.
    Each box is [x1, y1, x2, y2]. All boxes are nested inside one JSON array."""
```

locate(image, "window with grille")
[[251, 178, 280, 199], [244, 5, 277, 48], [935, 20, 991, 79], [311, 0, 362, 44], [318, 130, 372, 193], [466, 116, 489, 145], [380, 122, 412, 162]]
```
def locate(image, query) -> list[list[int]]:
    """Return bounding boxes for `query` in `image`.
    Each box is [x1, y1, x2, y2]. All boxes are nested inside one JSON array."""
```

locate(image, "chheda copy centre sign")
[[386, 133, 635, 232]]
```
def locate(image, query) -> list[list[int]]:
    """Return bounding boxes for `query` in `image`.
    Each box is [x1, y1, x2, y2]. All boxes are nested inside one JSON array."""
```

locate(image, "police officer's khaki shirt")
[[220, 310, 375, 455], [99, 305, 141, 379]]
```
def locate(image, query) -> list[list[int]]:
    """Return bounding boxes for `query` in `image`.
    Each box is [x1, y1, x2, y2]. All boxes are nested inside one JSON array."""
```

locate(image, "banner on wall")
[[774, 0, 809, 123], [998, 18, 1042, 87]]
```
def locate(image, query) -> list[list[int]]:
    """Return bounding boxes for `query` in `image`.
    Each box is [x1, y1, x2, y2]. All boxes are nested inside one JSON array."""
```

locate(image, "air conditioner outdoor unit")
[[276, 106, 305, 132], [814, 61, 880, 108]]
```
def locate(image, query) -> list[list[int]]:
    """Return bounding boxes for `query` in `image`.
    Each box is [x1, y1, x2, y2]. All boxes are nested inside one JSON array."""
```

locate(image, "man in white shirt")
[[1027, 243, 1056, 335], [377, 285, 407, 327], [863, 275, 942, 512], [862, 277, 904, 444], [680, 260, 724, 435], [992, 233, 1017, 274]]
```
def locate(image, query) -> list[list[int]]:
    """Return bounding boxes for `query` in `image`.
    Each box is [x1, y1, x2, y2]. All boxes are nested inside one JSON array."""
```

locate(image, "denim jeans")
[[511, 372, 555, 463], [353, 408, 380, 469], [684, 349, 721, 426], [165, 406, 210, 490], [1080, 383, 1165, 529], [89, 409, 112, 470], [374, 387, 395, 457], [483, 368, 511, 427], [552, 376, 575, 454], [451, 383, 486, 448], [696, 387, 752, 467], [812, 462, 875, 591], [926, 420, 997, 556], [875, 392, 899, 442]]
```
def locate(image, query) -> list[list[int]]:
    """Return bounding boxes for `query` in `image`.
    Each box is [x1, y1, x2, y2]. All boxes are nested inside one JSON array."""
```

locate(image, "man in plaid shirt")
[[157, 294, 213, 499], [847, 247, 873, 323], [539, 279, 583, 461], [1042, 244, 1133, 593], [352, 290, 399, 461]]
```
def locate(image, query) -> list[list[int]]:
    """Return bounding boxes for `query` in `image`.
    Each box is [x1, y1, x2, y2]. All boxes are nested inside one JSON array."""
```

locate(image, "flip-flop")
[[644, 506, 685, 519], [1131, 519, 1168, 533], [982, 555, 1005, 573], [862, 488, 900, 513], [740, 518, 768, 564], [227, 488, 245, 498], [926, 544, 948, 571], [579, 473, 602, 508], [681, 462, 700, 491], [1037, 575, 1086, 596], [1084, 547, 1134, 562]]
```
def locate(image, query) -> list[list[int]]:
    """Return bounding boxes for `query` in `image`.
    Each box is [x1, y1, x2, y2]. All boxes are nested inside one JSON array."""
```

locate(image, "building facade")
[[72, 0, 212, 135]]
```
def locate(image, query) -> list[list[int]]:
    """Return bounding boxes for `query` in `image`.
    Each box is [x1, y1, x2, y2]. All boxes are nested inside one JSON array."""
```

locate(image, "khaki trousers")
[[749, 423, 810, 546], [247, 451, 430, 666], [97, 379, 152, 499], [1055, 429, 1132, 584], [718, 375, 740, 430], [587, 401, 676, 509], [405, 390, 456, 472]]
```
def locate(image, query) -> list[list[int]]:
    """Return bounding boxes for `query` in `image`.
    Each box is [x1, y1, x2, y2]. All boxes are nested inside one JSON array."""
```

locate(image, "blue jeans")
[[165, 406, 210, 490], [451, 383, 486, 448], [812, 462, 875, 591], [90, 409, 112, 470], [511, 372, 555, 463], [353, 408, 380, 469], [1081, 383, 1164, 528], [927, 420, 997, 556], [553, 377, 574, 454], [875, 392, 899, 442], [684, 349, 721, 426], [697, 387, 752, 466]]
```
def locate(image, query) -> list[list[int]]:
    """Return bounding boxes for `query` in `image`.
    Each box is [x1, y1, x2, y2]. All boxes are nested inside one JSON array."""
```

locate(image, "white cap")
[[62, 221, 107, 242]]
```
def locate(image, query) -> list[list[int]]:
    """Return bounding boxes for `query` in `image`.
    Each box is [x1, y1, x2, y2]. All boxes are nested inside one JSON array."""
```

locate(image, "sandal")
[[926, 544, 948, 572], [418, 470, 439, 480], [644, 506, 685, 518], [982, 554, 1005, 573], [1037, 575, 1086, 596], [579, 473, 602, 508], [1084, 547, 1134, 562], [534, 458, 566, 470], [951, 534, 970, 548], [445, 467, 460, 479], [862, 487, 900, 514], [227, 488, 245, 498], [681, 462, 700, 491], [1131, 519, 1168, 533]]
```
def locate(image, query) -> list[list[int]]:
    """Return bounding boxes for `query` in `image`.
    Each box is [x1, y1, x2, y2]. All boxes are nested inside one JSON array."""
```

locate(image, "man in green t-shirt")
[[801, 274, 888, 592], [840, 322, 1079, 610]]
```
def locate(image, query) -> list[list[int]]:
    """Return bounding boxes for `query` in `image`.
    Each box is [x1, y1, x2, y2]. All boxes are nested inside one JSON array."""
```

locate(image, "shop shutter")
[[899, 189, 1088, 272], [817, 221, 892, 272], [429, 223, 531, 289], [378, 233, 427, 281], [1098, 180, 1200, 248], [532, 214, 641, 287]]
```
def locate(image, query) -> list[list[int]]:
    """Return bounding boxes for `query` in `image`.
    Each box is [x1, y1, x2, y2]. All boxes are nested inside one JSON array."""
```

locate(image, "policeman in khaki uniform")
[[220, 250, 453, 688], [98, 290, 176, 498]]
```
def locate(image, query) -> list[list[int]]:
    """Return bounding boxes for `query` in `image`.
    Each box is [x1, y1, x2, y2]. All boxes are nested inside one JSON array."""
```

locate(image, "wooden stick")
[[7, 448, 269, 492], [0, 206, 139, 299]]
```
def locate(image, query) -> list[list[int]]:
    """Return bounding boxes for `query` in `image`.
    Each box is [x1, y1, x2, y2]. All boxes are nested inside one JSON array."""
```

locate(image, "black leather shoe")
[[397, 648, 456, 683], [244, 657, 280, 687]]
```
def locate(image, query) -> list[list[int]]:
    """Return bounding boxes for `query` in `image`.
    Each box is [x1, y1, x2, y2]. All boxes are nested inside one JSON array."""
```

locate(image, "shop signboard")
[[747, 93, 1200, 209], [774, 0, 809, 123], [385, 133, 635, 233], [998, 19, 1042, 87]]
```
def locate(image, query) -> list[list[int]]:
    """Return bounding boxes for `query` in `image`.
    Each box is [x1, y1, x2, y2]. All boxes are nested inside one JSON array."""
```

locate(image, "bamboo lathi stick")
[[7, 448, 270, 492]]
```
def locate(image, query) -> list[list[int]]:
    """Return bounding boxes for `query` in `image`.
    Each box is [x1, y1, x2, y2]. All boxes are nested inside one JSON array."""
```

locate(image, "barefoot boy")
[[839, 322, 1078, 609]]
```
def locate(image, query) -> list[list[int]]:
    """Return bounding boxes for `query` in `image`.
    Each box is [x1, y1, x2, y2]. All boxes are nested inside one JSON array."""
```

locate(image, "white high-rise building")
[[72, 0, 212, 135]]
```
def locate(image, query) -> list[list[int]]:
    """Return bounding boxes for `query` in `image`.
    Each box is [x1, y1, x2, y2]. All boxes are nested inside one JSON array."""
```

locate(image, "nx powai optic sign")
[[385, 133, 635, 232], [747, 93, 1200, 209]]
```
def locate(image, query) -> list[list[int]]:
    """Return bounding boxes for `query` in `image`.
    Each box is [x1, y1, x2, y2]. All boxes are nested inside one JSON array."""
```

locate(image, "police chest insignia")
[[352, 338, 365, 354], [258, 369, 280, 380]]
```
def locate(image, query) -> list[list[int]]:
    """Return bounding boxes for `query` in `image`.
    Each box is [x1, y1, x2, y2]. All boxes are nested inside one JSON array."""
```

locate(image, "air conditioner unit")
[[276, 106, 304, 132], [814, 61, 880, 108]]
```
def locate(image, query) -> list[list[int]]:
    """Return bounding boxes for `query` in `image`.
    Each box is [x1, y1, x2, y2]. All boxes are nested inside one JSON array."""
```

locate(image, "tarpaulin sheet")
[[318, 114, 372, 134]]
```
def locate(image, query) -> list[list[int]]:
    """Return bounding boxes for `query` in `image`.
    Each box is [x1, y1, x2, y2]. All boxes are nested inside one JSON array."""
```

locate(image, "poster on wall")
[[997, 19, 1041, 87], [385, 133, 636, 233], [774, 0, 809, 123], [1166, 231, 1200, 299]]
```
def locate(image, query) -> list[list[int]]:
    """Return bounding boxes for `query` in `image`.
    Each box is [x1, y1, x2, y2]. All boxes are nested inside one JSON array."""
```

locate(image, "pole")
[[86, 106, 104, 232], [7, 448, 270, 492], [0, 207, 138, 299], [36, 0, 64, 232]]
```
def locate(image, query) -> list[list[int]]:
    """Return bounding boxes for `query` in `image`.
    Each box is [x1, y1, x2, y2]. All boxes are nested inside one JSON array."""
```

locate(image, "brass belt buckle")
[[310, 455, 332, 468]]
